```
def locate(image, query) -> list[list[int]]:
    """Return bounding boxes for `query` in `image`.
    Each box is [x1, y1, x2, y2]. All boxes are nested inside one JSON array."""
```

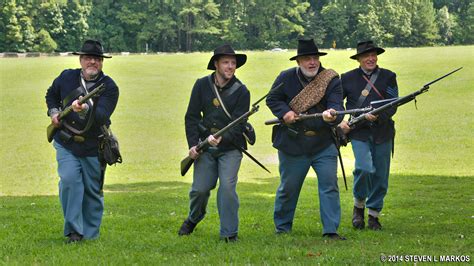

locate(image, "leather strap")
[[62, 86, 84, 108], [356, 70, 379, 108], [207, 74, 242, 120], [362, 74, 384, 99], [62, 76, 106, 135]]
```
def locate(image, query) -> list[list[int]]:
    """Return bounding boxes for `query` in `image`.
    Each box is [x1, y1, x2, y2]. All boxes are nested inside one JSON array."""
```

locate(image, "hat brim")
[[290, 51, 327, 61], [207, 54, 247, 70], [350, 47, 384, 60], [73, 51, 112, 58]]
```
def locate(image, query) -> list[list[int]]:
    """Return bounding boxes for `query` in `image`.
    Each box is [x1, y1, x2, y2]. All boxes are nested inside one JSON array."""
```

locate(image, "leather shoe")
[[275, 229, 291, 235], [221, 235, 238, 243], [66, 232, 83, 244], [323, 233, 347, 240], [178, 219, 197, 236], [368, 215, 382, 230], [352, 206, 365, 229]]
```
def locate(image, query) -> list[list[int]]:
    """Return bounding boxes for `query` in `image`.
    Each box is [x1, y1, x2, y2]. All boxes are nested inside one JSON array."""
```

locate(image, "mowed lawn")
[[0, 46, 473, 264]]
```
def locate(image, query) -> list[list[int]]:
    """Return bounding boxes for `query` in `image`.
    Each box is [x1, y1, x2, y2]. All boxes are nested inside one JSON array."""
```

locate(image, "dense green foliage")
[[0, 46, 472, 264], [1, 0, 473, 52]]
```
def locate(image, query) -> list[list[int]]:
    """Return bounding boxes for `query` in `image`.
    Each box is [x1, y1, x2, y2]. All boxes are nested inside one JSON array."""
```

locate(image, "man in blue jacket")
[[45, 40, 119, 243], [266, 39, 345, 240], [178, 44, 250, 242], [338, 41, 398, 230]]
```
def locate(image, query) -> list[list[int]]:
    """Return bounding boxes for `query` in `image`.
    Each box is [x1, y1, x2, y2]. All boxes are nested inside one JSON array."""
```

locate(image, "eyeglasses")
[[81, 55, 103, 62]]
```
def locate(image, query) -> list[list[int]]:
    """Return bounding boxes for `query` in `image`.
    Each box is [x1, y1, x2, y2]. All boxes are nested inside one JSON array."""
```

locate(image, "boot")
[[352, 206, 365, 229], [368, 215, 382, 230], [178, 219, 197, 236]]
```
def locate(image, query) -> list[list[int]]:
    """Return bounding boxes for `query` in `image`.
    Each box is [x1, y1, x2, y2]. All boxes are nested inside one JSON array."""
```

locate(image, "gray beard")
[[299, 66, 318, 79], [82, 69, 99, 80]]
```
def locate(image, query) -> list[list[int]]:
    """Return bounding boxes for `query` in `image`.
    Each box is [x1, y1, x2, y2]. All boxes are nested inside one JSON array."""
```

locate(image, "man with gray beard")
[[266, 39, 345, 240], [45, 40, 119, 243]]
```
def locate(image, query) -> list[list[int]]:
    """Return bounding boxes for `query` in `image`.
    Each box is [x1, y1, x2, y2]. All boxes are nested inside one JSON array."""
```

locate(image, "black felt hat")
[[207, 44, 247, 70], [289, 39, 327, 61], [72, 39, 112, 58], [350, 40, 385, 60]]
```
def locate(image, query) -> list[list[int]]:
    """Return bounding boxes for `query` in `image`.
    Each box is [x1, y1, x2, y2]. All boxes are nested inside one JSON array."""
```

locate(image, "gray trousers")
[[54, 141, 103, 239], [187, 149, 243, 237]]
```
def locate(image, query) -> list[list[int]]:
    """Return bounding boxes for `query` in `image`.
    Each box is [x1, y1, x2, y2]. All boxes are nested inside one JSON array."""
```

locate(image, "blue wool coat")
[[266, 66, 344, 156], [45, 69, 119, 157], [341, 66, 398, 144], [185, 73, 250, 151]]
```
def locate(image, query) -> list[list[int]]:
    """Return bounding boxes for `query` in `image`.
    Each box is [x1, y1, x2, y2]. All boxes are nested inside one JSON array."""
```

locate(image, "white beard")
[[300, 66, 318, 79], [83, 68, 99, 80]]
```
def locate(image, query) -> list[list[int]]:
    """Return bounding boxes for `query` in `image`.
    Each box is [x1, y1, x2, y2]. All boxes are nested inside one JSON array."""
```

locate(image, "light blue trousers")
[[274, 144, 341, 235], [187, 149, 242, 237], [54, 141, 103, 239], [351, 138, 392, 213]]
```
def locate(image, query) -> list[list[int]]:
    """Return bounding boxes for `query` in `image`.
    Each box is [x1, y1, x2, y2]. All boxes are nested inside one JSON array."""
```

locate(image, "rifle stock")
[[180, 82, 283, 176], [180, 156, 194, 176], [46, 84, 105, 142]]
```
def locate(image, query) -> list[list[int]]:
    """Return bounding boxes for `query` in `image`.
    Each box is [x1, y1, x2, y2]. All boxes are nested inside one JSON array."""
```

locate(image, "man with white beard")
[[266, 39, 346, 240], [45, 40, 119, 243]]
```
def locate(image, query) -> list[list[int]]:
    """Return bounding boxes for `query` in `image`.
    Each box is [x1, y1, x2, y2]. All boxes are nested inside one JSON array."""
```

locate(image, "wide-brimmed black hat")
[[72, 39, 112, 58], [207, 44, 247, 70], [289, 39, 327, 61], [350, 40, 385, 60]]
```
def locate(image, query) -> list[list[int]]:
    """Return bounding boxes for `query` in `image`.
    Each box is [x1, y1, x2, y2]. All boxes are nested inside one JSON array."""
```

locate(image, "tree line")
[[1, 0, 473, 53]]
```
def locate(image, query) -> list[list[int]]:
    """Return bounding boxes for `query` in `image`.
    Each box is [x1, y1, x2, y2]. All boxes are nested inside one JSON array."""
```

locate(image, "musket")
[[46, 84, 105, 142], [180, 82, 284, 176], [347, 67, 463, 129], [264, 107, 373, 125]]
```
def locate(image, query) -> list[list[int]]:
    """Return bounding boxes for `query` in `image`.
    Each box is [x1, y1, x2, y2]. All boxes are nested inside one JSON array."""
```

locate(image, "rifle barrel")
[[58, 84, 105, 119], [265, 107, 372, 125], [46, 83, 105, 142], [181, 88, 273, 176], [423, 67, 462, 88], [349, 67, 463, 127]]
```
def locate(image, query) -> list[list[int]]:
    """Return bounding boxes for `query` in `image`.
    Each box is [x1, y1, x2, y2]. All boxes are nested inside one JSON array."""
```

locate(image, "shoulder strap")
[[207, 75, 242, 100], [62, 76, 106, 135], [208, 75, 254, 145], [210, 79, 232, 119], [207, 74, 243, 120], [289, 69, 339, 113], [63, 87, 84, 108], [355, 71, 379, 108]]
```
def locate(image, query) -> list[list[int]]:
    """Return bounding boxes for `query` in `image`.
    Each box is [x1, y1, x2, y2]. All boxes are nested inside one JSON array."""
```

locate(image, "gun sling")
[[59, 76, 106, 141], [208, 76, 269, 173]]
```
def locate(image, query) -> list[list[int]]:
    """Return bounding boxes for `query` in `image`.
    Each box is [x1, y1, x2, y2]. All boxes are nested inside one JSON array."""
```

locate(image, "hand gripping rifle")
[[348, 67, 462, 128], [264, 107, 373, 125], [180, 82, 284, 176], [338, 67, 463, 145], [46, 84, 105, 142]]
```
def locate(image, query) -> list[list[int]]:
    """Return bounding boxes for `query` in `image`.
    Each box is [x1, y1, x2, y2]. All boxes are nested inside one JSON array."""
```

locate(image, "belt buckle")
[[73, 136, 85, 142], [304, 130, 317, 137]]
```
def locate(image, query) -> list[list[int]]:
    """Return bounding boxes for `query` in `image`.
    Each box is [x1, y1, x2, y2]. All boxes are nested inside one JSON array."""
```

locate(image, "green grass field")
[[1, 46, 473, 264]]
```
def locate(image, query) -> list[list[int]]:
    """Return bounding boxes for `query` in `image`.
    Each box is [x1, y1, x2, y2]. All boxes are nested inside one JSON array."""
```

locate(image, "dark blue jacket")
[[185, 73, 250, 151], [341, 67, 398, 143], [266, 66, 344, 156], [45, 69, 119, 157]]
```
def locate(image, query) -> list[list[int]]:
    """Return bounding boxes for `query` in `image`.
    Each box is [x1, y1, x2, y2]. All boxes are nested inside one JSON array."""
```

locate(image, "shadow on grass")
[[0, 174, 472, 264]]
